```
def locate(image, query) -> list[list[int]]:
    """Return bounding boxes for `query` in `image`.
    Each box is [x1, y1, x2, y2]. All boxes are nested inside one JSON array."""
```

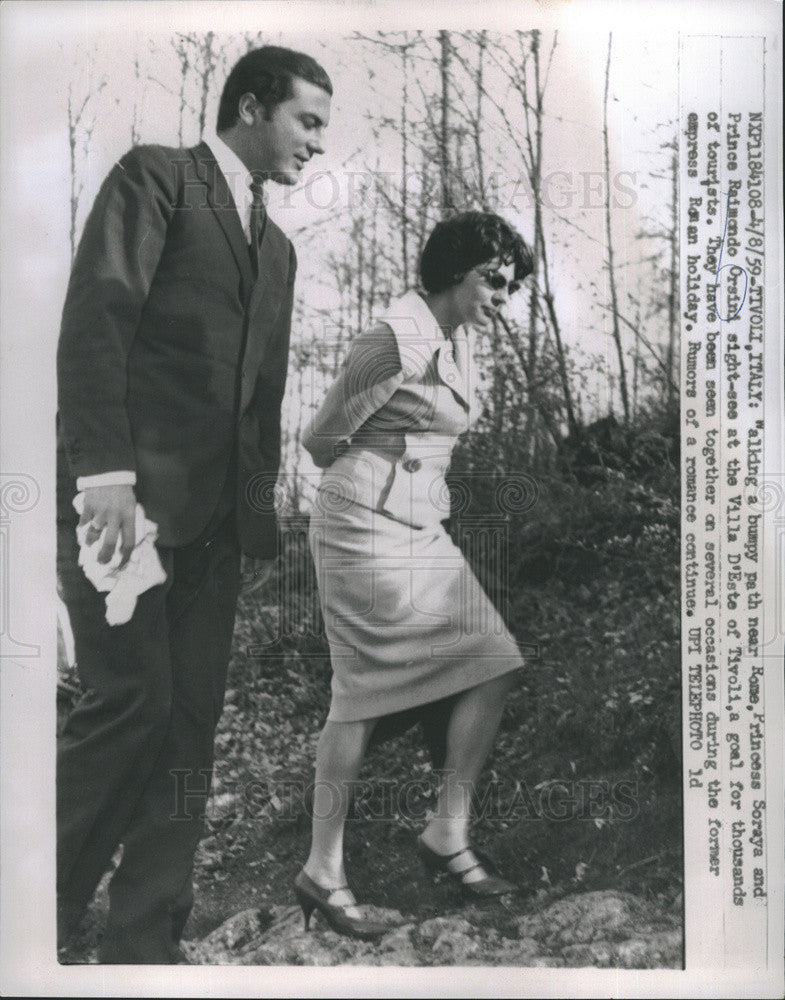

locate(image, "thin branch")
[[602, 32, 630, 422]]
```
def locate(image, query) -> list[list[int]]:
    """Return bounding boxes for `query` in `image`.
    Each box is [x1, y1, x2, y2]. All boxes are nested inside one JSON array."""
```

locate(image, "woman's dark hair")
[[419, 211, 534, 293], [217, 46, 333, 131]]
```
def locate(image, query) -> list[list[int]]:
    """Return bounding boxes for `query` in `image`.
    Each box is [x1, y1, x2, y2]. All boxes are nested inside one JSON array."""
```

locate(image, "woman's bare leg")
[[420, 672, 517, 881], [303, 718, 378, 900]]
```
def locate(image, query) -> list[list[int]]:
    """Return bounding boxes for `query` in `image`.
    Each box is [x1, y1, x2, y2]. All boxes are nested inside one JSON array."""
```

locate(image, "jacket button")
[[402, 458, 421, 473]]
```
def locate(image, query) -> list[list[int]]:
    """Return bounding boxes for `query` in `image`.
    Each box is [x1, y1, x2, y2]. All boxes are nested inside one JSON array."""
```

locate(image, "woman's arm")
[[302, 321, 404, 468]]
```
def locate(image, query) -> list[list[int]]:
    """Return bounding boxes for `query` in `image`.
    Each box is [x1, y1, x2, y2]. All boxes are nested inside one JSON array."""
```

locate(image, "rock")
[[182, 889, 680, 968], [376, 924, 417, 953], [515, 890, 670, 949], [418, 915, 482, 962], [517, 936, 541, 958], [251, 904, 406, 966], [557, 928, 682, 969], [418, 916, 476, 941], [615, 938, 653, 968], [431, 929, 480, 962], [489, 936, 542, 964], [561, 941, 615, 967], [615, 930, 682, 969], [528, 955, 566, 967], [183, 908, 274, 964]]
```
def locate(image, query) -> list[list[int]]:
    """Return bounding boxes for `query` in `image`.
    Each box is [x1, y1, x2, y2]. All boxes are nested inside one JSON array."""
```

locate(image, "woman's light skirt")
[[309, 497, 524, 723]]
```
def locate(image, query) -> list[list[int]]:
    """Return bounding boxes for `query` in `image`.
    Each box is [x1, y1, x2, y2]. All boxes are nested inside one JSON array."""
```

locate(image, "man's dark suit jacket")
[[57, 141, 296, 557]]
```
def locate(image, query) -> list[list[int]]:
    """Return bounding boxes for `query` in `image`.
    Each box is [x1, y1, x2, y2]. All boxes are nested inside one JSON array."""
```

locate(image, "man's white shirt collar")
[[206, 132, 255, 241]]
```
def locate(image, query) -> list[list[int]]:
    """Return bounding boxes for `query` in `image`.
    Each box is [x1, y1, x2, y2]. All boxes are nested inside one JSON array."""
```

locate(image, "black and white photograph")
[[0, 1, 782, 996]]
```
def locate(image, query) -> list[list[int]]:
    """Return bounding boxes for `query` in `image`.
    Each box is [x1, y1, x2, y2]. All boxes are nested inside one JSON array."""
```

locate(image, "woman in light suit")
[[297, 213, 534, 938]]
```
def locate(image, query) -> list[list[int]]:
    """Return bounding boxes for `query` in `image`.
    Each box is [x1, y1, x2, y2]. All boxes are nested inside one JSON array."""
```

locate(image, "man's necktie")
[[249, 186, 266, 275]]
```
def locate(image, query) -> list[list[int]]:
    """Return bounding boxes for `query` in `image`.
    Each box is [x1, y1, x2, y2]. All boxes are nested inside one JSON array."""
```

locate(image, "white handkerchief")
[[73, 494, 167, 625]]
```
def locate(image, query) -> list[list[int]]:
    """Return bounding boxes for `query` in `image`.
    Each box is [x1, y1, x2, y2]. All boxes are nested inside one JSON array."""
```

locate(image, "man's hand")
[[79, 484, 137, 565], [240, 555, 276, 597]]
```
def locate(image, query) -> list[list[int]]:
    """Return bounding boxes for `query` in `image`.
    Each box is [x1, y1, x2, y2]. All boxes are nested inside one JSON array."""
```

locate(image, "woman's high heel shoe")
[[294, 870, 389, 940], [417, 837, 518, 900]]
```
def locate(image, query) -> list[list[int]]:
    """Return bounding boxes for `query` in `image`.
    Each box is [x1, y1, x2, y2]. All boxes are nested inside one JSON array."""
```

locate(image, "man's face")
[[254, 77, 331, 184]]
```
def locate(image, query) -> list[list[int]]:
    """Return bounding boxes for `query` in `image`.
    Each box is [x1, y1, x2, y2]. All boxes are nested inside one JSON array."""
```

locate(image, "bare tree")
[[602, 32, 630, 424], [366, 157, 381, 318], [474, 30, 488, 209], [195, 32, 217, 141], [400, 39, 411, 286], [171, 31, 219, 143], [67, 49, 106, 261], [439, 30, 454, 214], [471, 30, 579, 445], [130, 53, 144, 146], [172, 34, 192, 147]]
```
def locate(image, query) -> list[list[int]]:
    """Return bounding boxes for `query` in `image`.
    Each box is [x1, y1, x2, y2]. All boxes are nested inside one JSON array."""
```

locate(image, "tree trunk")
[[526, 31, 542, 376], [367, 160, 380, 318], [400, 40, 410, 288], [197, 32, 216, 142], [131, 55, 142, 145], [66, 56, 105, 262], [67, 85, 79, 263], [439, 31, 454, 215], [176, 37, 189, 147], [602, 32, 630, 424], [475, 30, 487, 208]]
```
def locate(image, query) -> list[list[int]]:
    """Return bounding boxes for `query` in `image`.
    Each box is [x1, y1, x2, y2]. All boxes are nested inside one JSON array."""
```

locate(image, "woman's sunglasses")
[[475, 267, 522, 297]]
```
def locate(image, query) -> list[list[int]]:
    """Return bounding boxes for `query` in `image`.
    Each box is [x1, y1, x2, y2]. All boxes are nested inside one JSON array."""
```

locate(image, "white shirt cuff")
[[76, 471, 137, 490]]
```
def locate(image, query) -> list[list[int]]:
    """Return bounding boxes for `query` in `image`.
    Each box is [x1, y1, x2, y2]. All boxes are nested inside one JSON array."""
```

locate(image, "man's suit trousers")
[[57, 509, 241, 963]]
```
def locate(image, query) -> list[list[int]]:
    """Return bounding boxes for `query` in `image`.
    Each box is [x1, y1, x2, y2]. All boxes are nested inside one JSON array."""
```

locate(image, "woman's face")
[[450, 260, 518, 331]]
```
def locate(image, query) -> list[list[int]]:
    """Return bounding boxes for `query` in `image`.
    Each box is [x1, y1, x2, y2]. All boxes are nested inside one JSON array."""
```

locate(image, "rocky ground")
[[63, 851, 682, 969], [179, 889, 682, 968]]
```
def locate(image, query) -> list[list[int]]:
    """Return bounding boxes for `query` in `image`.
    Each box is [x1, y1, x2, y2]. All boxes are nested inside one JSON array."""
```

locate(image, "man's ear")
[[237, 92, 259, 127]]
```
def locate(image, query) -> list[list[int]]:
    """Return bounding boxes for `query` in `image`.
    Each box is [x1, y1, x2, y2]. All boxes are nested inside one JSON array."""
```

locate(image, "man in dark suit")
[[56, 46, 332, 963]]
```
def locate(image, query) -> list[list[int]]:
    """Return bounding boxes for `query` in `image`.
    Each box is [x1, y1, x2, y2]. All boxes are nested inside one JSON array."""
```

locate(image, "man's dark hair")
[[217, 46, 332, 131], [419, 211, 534, 294]]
